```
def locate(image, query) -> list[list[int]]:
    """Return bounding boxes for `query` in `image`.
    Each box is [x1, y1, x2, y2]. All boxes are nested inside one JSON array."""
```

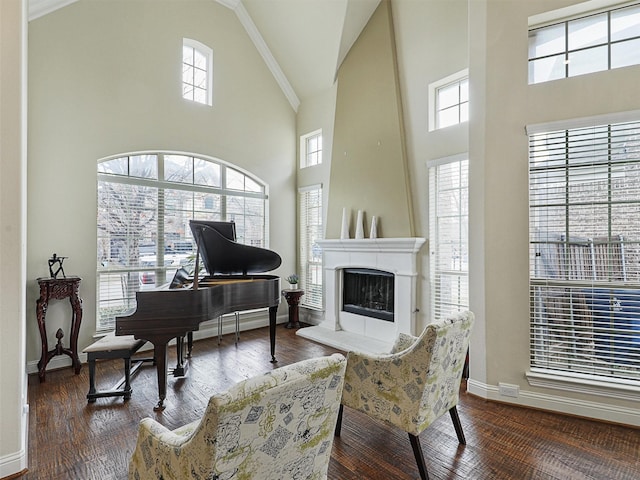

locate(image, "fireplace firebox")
[[342, 268, 394, 322]]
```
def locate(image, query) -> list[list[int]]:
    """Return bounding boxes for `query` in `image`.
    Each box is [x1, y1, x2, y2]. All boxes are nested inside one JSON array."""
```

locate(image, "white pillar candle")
[[370, 216, 377, 239], [340, 207, 350, 239], [355, 210, 364, 239]]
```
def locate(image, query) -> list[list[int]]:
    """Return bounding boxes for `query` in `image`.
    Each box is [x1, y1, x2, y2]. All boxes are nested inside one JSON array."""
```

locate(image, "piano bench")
[[83, 333, 152, 403]]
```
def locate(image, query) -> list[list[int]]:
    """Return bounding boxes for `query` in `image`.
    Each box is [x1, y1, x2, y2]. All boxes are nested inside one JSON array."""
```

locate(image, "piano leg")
[[269, 305, 277, 363], [187, 331, 193, 356], [153, 342, 168, 411], [173, 336, 186, 377]]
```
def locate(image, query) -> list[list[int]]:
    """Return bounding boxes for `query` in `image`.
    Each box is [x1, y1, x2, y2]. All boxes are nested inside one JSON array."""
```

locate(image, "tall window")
[[529, 118, 640, 384], [429, 70, 469, 131], [182, 38, 213, 105], [300, 130, 322, 168], [299, 185, 323, 309], [428, 157, 469, 320], [97, 152, 268, 331], [529, 3, 640, 84]]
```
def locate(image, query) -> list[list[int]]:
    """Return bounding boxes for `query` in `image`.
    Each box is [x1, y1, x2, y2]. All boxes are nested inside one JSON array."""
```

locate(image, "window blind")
[[529, 120, 640, 382], [299, 185, 323, 309], [428, 158, 469, 321]]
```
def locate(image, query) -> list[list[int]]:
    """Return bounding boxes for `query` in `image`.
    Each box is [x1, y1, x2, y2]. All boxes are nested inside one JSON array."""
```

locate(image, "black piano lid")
[[189, 220, 282, 275]]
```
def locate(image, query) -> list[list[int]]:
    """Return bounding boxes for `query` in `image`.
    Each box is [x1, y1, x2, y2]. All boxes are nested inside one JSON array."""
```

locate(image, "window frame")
[[428, 154, 469, 321], [526, 112, 640, 397], [182, 38, 213, 106], [96, 151, 269, 332], [528, 2, 640, 84], [428, 69, 469, 132], [298, 184, 323, 310], [300, 129, 322, 168]]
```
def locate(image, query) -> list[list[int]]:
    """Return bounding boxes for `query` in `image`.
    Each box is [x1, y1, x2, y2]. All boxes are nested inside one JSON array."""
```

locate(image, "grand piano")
[[116, 220, 282, 410]]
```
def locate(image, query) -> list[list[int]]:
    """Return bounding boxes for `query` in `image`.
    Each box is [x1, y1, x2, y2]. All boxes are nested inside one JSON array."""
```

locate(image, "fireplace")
[[342, 268, 394, 322], [297, 237, 425, 353]]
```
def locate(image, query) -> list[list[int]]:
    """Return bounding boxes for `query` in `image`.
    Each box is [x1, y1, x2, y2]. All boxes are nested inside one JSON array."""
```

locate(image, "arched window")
[[96, 152, 268, 331]]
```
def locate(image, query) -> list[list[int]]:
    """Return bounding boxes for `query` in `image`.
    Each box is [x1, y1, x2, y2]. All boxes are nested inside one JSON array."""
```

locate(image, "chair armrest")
[[390, 332, 418, 354], [128, 418, 199, 479], [137, 417, 197, 449]]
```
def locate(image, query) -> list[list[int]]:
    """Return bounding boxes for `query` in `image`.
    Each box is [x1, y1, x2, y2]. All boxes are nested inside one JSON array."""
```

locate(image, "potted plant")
[[285, 274, 299, 289]]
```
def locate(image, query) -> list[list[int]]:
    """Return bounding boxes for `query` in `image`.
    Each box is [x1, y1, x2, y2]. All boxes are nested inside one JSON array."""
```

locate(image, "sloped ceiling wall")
[[326, 0, 413, 239]]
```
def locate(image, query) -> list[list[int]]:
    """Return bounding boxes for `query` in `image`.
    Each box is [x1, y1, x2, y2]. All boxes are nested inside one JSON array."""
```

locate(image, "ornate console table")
[[36, 276, 83, 382]]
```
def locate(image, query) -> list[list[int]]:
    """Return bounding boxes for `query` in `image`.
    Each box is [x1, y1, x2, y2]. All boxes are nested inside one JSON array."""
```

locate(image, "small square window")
[[428, 70, 469, 131], [300, 130, 322, 168]]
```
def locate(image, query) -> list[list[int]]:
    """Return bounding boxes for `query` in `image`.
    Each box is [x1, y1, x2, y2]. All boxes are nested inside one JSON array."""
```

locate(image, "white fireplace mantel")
[[297, 237, 426, 353], [317, 238, 426, 255]]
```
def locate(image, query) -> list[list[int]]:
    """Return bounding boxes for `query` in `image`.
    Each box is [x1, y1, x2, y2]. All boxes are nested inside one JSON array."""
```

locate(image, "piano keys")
[[116, 220, 282, 410]]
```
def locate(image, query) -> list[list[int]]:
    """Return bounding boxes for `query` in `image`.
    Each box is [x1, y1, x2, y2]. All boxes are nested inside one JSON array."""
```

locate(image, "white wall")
[[391, 0, 640, 425], [468, 0, 640, 424], [296, 84, 337, 236], [392, 0, 469, 331], [26, 0, 296, 369], [0, 0, 28, 476]]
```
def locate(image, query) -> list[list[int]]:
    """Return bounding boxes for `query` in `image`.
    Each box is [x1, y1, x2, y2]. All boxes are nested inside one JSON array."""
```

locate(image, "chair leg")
[[449, 406, 466, 445], [86, 355, 97, 403], [408, 433, 430, 480], [123, 356, 133, 400], [335, 404, 344, 437]]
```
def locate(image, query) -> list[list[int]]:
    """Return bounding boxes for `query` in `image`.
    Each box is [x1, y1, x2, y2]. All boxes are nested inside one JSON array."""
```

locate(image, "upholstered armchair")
[[336, 311, 474, 480], [129, 353, 346, 480]]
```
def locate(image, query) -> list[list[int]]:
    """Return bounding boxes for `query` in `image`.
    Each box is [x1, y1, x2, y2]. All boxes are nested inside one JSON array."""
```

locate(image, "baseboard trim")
[[466, 378, 640, 427], [0, 451, 27, 480]]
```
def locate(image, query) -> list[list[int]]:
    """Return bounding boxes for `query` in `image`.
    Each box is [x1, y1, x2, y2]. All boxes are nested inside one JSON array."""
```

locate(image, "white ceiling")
[[28, 0, 381, 111]]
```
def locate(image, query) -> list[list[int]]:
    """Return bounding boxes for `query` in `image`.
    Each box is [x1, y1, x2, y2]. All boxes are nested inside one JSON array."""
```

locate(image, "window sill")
[[526, 368, 640, 402]]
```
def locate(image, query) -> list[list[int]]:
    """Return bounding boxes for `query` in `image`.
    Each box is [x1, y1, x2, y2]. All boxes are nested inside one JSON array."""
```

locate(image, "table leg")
[[36, 296, 49, 383], [69, 292, 83, 374]]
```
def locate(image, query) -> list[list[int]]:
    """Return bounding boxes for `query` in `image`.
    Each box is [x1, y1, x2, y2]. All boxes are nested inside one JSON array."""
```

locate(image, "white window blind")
[[299, 185, 323, 309], [428, 158, 469, 320], [529, 120, 640, 383], [97, 152, 268, 331]]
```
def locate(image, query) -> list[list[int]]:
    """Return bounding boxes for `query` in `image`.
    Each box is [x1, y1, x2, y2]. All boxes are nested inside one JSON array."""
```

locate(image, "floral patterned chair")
[[128, 353, 346, 480], [335, 311, 474, 480]]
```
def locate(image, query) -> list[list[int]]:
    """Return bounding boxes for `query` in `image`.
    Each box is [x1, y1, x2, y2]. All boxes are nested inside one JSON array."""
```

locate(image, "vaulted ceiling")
[[28, 0, 381, 111]]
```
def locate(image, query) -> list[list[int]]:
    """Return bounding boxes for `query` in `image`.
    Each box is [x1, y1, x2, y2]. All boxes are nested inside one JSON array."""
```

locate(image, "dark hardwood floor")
[[23, 325, 639, 480]]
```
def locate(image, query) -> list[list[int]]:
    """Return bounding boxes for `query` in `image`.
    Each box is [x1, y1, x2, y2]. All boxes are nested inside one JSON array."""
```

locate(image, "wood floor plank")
[[21, 324, 639, 480]]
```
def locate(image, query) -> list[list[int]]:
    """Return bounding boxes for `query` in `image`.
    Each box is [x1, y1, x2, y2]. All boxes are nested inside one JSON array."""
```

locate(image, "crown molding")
[[215, 0, 241, 9], [217, 0, 300, 112], [28, 0, 78, 21]]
